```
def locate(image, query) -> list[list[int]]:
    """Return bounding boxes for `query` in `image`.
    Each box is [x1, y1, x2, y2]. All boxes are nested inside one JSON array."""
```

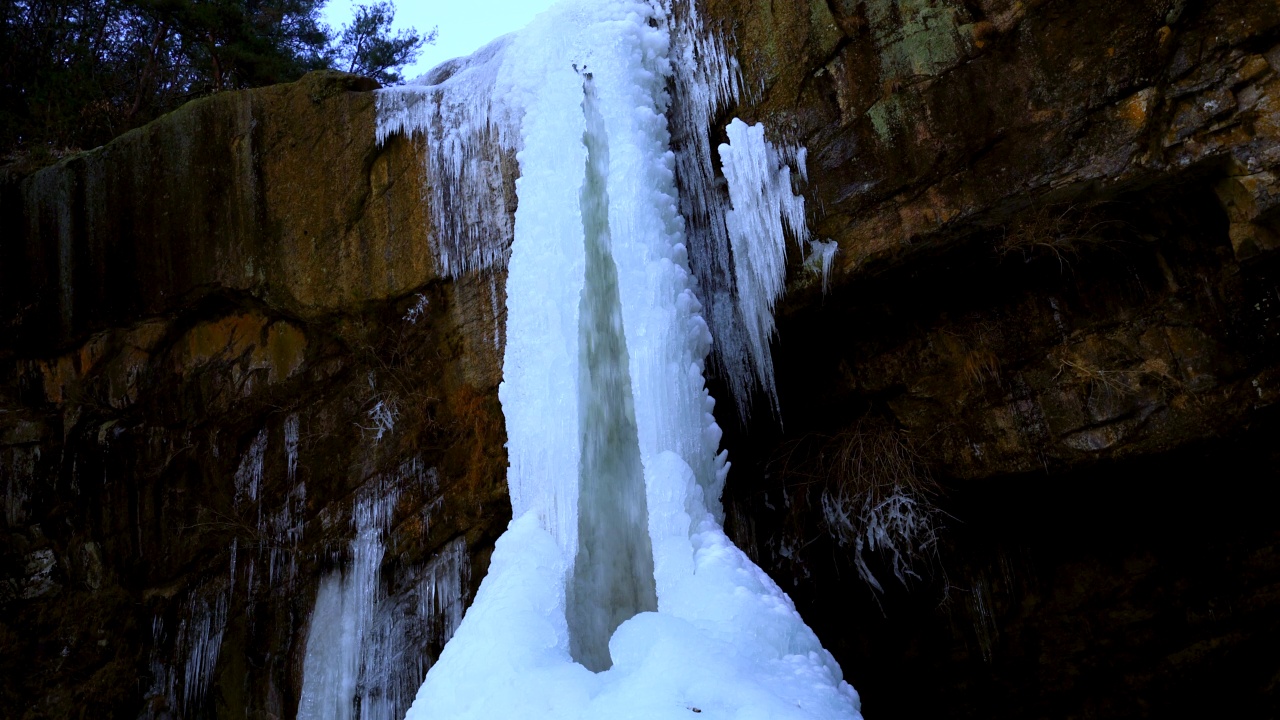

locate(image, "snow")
[[377, 2, 862, 719]]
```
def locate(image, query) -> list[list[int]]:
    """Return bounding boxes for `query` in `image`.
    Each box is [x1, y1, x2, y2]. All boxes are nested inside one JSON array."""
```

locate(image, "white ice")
[[375, 2, 862, 719], [718, 119, 811, 417]]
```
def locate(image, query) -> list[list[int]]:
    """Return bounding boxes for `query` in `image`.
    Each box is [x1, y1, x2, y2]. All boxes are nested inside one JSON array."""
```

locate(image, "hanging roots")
[[773, 416, 942, 594]]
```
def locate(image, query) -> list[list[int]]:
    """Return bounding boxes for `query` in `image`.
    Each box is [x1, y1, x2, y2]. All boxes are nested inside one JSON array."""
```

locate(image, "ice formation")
[[376, 35, 519, 278], [178, 591, 228, 715], [376, 2, 863, 719], [804, 239, 839, 295], [142, 587, 230, 716], [298, 487, 397, 720], [718, 119, 811, 417], [376, 0, 815, 422], [298, 467, 470, 720]]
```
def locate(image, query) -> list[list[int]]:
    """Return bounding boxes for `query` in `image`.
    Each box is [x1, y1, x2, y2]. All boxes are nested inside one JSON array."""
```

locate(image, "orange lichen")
[[1117, 88, 1157, 130], [178, 314, 267, 372], [258, 321, 308, 382]]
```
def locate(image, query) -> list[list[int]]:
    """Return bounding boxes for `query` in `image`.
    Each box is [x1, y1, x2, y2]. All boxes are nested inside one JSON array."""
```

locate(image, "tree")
[[333, 1, 433, 85], [0, 0, 432, 164]]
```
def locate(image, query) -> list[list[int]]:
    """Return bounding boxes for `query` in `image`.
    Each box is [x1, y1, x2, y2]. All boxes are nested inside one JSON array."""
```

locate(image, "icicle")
[[233, 428, 267, 510], [666, 0, 760, 419], [298, 484, 395, 720], [805, 239, 839, 294], [717, 119, 810, 417], [420, 537, 470, 642], [376, 37, 520, 279], [178, 590, 228, 714], [300, 470, 469, 720], [667, 9, 815, 422], [284, 413, 299, 483], [143, 614, 178, 716]]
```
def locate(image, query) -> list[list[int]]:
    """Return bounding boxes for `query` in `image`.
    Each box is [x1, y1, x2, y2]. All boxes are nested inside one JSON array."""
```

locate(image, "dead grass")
[[1052, 345, 1188, 401], [997, 202, 1130, 269], [938, 327, 1002, 389], [769, 415, 943, 595]]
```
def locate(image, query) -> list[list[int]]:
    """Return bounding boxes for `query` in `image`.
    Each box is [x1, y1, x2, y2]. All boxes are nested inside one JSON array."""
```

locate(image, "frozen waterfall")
[[372, 1, 862, 718], [569, 72, 659, 672]]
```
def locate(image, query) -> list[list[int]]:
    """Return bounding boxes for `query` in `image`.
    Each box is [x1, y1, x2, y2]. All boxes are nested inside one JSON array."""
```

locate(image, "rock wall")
[[2, 1, 1280, 717], [700, 0, 1280, 716], [1, 72, 510, 719]]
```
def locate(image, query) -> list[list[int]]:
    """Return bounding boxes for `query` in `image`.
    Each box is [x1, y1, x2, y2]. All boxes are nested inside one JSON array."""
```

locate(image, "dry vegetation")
[[997, 202, 1130, 268], [770, 415, 943, 594]]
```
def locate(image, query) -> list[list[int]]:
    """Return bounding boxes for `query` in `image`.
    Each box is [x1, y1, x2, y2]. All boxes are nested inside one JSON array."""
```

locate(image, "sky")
[[322, 0, 562, 81]]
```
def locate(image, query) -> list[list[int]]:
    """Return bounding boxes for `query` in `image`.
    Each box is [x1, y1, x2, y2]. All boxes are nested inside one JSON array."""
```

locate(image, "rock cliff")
[[1, 72, 510, 718], [704, 0, 1280, 716], [2, 1, 1279, 717]]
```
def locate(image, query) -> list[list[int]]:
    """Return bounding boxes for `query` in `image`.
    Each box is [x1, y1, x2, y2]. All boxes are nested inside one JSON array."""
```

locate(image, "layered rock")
[[701, 0, 1280, 716], [1, 72, 508, 718]]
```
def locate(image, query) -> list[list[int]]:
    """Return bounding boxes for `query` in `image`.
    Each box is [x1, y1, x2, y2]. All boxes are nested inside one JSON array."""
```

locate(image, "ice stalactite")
[[179, 591, 228, 715], [665, 0, 757, 421], [419, 536, 470, 644], [228, 419, 306, 594], [233, 427, 267, 510], [298, 472, 471, 720], [285, 413, 300, 482], [140, 587, 229, 717], [805, 239, 839, 294], [360, 536, 473, 720], [666, 4, 814, 422], [298, 485, 399, 720], [718, 119, 811, 418], [390, 2, 862, 719], [376, 38, 519, 279], [143, 615, 177, 717]]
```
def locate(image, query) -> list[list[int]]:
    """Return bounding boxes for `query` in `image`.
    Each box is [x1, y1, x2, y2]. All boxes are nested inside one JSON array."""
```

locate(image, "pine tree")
[[1, 0, 431, 164]]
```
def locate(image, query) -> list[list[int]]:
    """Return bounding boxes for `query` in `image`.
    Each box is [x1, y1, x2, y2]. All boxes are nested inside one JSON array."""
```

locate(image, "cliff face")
[[701, 0, 1280, 716], [2, 1, 1279, 718], [1, 72, 510, 718]]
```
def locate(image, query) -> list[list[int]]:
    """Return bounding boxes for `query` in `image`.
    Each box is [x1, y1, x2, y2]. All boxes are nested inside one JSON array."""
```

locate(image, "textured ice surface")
[[805, 239, 839, 294], [141, 587, 229, 716], [377, 36, 519, 278], [393, 2, 862, 719], [718, 119, 810, 417], [179, 591, 227, 715], [299, 474, 470, 720], [298, 487, 398, 720], [376, 0, 815, 422]]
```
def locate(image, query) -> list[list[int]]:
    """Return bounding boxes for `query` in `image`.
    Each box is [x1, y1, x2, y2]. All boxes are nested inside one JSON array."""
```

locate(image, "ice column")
[[395, 2, 862, 719], [568, 73, 659, 671]]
